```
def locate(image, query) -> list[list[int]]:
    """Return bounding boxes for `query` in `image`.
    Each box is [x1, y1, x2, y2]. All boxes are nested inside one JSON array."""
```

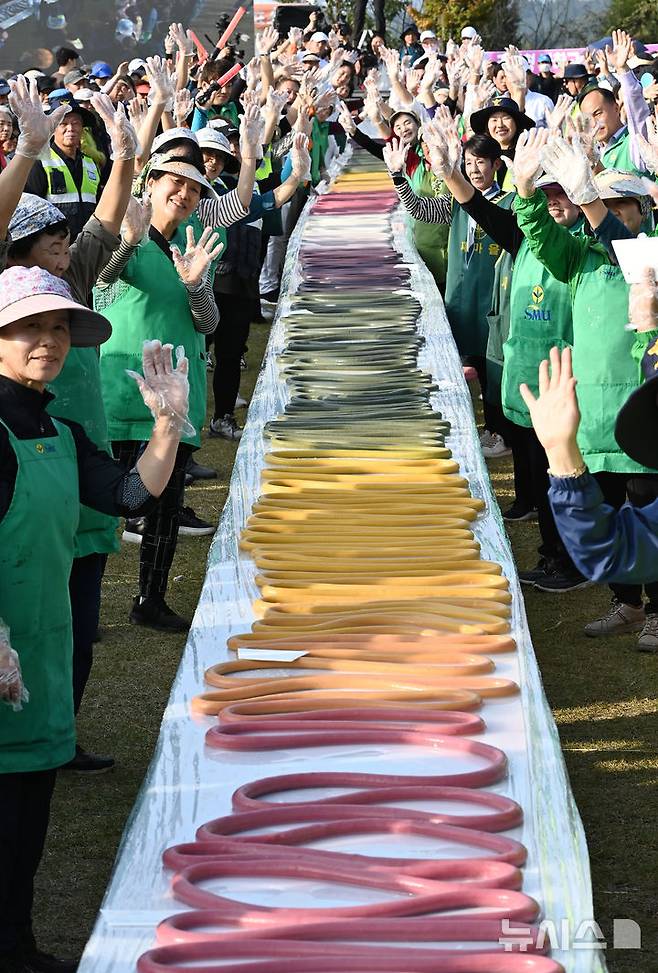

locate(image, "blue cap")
[[48, 87, 69, 100], [0, 79, 9, 94], [538, 54, 552, 64], [90, 60, 112, 78]]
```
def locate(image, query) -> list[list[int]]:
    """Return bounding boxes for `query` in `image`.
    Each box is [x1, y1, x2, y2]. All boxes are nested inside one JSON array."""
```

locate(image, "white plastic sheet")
[[77, 152, 606, 973]]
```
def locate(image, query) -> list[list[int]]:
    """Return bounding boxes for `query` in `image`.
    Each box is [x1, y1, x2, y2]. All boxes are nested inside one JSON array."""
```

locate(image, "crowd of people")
[[1, 13, 658, 973]]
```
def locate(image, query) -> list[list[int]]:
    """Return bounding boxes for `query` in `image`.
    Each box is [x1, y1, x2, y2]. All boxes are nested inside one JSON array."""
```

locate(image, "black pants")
[[353, 0, 385, 38], [506, 423, 577, 571], [112, 441, 193, 603], [464, 355, 502, 436], [69, 552, 107, 715], [212, 292, 251, 419], [594, 471, 658, 611], [0, 769, 57, 954]]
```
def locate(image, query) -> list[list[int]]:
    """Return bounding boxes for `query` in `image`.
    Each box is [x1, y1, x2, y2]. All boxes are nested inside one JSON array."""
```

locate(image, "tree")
[[411, 0, 497, 42], [606, 0, 658, 38]]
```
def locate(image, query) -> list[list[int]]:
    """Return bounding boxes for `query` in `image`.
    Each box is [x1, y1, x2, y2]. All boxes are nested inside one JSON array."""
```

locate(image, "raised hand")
[[464, 42, 484, 75], [294, 104, 313, 137], [505, 128, 549, 193], [327, 29, 341, 51], [146, 55, 175, 104], [610, 28, 634, 73], [380, 47, 401, 83], [541, 133, 598, 204], [471, 78, 496, 110], [121, 194, 153, 245], [127, 340, 193, 436], [503, 46, 527, 93], [264, 87, 288, 120], [288, 26, 303, 49], [239, 102, 264, 157], [445, 37, 459, 60], [362, 90, 383, 124], [636, 107, 658, 175], [257, 25, 279, 55], [565, 111, 602, 163], [171, 224, 223, 286], [91, 93, 140, 160], [545, 93, 574, 131], [382, 136, 409, 174], [290, 131, 311, 181], [174, 88, 193, 126], [9, 74, 70, 159], [337, 99, 356, 135], [164, 32, 176, 57], [127, 96, 149, 135], [519, 347, 582, 457]]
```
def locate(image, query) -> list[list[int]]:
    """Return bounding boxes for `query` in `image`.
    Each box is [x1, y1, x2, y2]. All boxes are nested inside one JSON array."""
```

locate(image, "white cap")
[[128, 58, 147, 73], [461, 25, 477, 39], [24, 69, 46, 79], [74, 88, 97, 101], [302, 52, 321, 62], [151, 126, 199, 154], [310, 31, 329, 42], [0, 105, 13, 117], [420, 30, 436, 42], [195, 126, 232, 153]]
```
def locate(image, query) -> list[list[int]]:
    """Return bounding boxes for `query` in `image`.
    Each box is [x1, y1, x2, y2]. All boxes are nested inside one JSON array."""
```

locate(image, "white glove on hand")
[[240, 103, 264, 158], [171, 225, 223, 287], [382, 136, 409, 174], [122, 194, 153, 246], [337, 100, 356, 136], [628, 267, 658, 333], [291, 131, 311, 182], [91, 94, 140, 161], [0, 624, 27, 711], [146, 55, 175, 105], [127, 340, 193, 436], [540, 134, 598, 205], [169, 22, 194, 55], [9, 75, 70, 160], [173, 88, 193, 126]]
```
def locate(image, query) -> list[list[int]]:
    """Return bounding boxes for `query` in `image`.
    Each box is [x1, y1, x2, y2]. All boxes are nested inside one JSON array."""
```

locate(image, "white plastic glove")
[[423, 123, 462, 181], [91, 93, 140, 161], [122, 194, 153, 246], [290, 131, 311, 182], [0, 623, 28, 711], [146, 55, 175, 105], [545, 93, 574, 132], [327, 29, 341, 51], [264, 88, 288, 121], [8, 74, 70, 159], [445, 37, 459, 60], [628, 267, 658, 333], [240, 102, 264, 158], [502, 127, 549, 192], [257, 25, 279, 55], [294, 105, 313, 137], [469, 78, 496, 110], [127, 97, 149, 136], [171, 225, 223, 287], [503, 46, 527, 92], [383, 136, 409, 174], [288, 26, 303, 49], [540, 134, 598, 204], [169, 22, 194, 55], [127, 340, 193, 437], [337, 100, 356, 136], [173, 88, 193, 126], [464, 43, 484, 74], [565, 112, 602, 164]]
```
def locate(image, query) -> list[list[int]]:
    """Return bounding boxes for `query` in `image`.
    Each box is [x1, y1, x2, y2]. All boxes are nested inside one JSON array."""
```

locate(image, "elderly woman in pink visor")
[[0, 265, 189, 973]]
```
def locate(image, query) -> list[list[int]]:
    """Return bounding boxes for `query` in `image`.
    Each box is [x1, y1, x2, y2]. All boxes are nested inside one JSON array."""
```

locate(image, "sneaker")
[[240, 355, 248, 370], [260, 301, 276, 322], [534, 563, 592, 593], [583, 598, 646, 637], [503, 502, 537, 523], [209, 414, 243, 441], [61, 745, 114, 774], [518, 557, 550, 587], [235, 393, 248, 408], [129, 597, 190, 633], [186, 457, 217, 480], [206, 352, 214, 371], [481, 432, 511, 458], [637, 613, 658, 652], [122, 517, 145, 543], [179, 506, 215, 536]]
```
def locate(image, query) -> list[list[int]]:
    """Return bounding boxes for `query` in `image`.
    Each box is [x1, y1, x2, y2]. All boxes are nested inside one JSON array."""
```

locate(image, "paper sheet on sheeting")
[[77, 148, 606, 973]]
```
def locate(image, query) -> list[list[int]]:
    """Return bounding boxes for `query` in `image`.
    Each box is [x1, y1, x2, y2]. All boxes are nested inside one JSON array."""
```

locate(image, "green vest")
[[445, 192, 513, 359], [570, 245, 651, 474], [207, 101, 240, 129], [600, 128, 645, 177], [96, 240, 207, 448], [0, 418, 78, 772], [409, 161, 449, 291], [43, 146, 100, 212], [47, 350, 120, 558], [501, 217, 586, 427]]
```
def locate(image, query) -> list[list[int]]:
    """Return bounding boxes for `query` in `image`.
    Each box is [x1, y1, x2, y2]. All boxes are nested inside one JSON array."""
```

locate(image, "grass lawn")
[[34, 319, 657, 971]]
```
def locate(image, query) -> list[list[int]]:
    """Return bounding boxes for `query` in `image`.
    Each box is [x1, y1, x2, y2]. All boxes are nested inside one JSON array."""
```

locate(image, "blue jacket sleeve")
[[549, 471, 658, 583], [191, 106, 208, 132]]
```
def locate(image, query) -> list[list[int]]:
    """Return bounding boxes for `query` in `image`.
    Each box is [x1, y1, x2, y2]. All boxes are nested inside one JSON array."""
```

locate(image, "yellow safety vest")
[[43, 147, 100, 209]]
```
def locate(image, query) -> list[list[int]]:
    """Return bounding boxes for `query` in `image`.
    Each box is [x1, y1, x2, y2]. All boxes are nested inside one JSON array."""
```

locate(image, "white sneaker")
[[235, 394, 248, 408], [260, 301, 276, 321], [209, 414, 243, 441], [637, 613, 658, 652], [584, 599, 646, 637], [481, 432, 511, 458]]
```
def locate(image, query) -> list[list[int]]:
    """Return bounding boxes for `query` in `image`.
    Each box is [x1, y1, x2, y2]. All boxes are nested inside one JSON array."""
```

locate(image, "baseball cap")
[[0, 266, 111, 347], [74, 88, 97, 102], [195, 126, 239, 173], [90, 61, 112, 79], [9, 193, 66, 241], [461, 26, 477, 39], [63, 68, 88, 85], [538, 54, 552, 64], [128, 58, 148, 74], [0, 79, 10, 96], [47, 91, 95, 127], [420, 30, 436, 42], [310, 31, 329, 42]]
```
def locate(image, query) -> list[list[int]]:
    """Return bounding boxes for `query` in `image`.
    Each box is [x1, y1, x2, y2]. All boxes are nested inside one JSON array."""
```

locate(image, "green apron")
[[501, 217, 586, 427], [0, 418, 78, 773], [485, 249, 513, 405], [409, 161, 448, 291], [96, 240, 206, 448], [445, 193, 513, 359], [310, 117, 330, 186], [47, 351, 119, 557]]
